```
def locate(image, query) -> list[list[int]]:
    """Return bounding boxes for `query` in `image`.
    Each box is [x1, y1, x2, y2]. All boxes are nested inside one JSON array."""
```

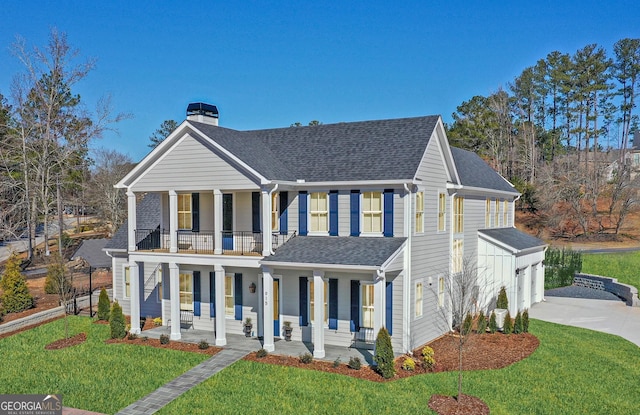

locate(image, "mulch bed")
[[105, 336, 221, 356], [428, 394, 490, 415], [45, 332, 87, 350]]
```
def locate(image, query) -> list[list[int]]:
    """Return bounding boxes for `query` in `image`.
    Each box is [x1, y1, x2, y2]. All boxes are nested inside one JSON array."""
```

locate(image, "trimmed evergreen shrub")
[[198, 340, 209, 350], [109, 301, 126, 339], [503, 311, 513, 334], [497, 286, 509, 309], [256, 348, 268, 358], [461, 312, 473, 335], [514, 311, 523, 334], [374, 327, 395, 379], [332, 357, 341, 368], [0, 253, 34, 313], [159, 334, 170, 344], [299, 352, 313, 364], [348, 356, 362, 370], [97, 288, 110, 321], [127, 332, 139, 340], [489, 311, 497, 333], [476, 313, 487, 334], [522, 308, 530, 333], [421, 346, 435, 370]]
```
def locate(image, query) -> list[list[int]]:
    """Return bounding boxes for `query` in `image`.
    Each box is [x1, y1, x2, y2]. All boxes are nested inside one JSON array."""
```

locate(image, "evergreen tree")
[[97, 288, 110, 321], [109, 301, 126, 339], [0, 253, 34, 313], [503, 311, 513, 334], [497, 286, 509, 309], [522, 309, 530, 333], [374, 327, 395, 379], [514, 311, 523, 334]]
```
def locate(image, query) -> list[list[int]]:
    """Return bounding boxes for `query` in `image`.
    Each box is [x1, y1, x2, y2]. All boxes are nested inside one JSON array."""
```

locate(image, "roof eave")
[[259, 260, 380, 272]]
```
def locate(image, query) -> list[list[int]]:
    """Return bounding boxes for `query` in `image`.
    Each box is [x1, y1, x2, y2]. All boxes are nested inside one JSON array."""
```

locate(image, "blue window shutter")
[[299, 276, 308, 326], [234, 273, 243, 320], [252, 192, 261, 233], [329, 191, 338, 236], [384, 189, 394, 237], [193, 271, 201, 317], [386, 281, 393, 336], [279, 191, 288, 234], [329, 278, 338, 329], [350, 190, 360, 237], [350, 280, 360, 332], [191, 193, 200, 232], [209, 272, 215, 318], [299, 192, 308, 236]]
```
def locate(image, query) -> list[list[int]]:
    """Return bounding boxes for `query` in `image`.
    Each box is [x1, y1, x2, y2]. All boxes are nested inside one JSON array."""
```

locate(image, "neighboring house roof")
[[103, 193, 161, 252], [71, 239, 112, 268], [450, 147, 518, 194], [478, 228, 546, 253], [261, 236, 406, 269], [185, 116, 441, 182]]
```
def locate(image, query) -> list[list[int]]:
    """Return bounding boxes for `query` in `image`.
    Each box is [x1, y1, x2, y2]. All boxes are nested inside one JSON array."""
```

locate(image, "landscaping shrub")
[[109, 301, 126, 339], [44, 260, 72, 295], [421, 346, 435, 370], [97, 288, 110, 321], [374, 327, 395, 379], [159, 334, 170, 345], [0, 253, 34, 313], [545, 247, 582, 289], [256, 348, 268, 358], [402, 356, 416, 371], [142, 336, 149, 342], [497, 286, 509, 309], [348, 356, 362, 370], [332, 357, 341, 368], [198, 340, 209, 350], [522, 309, 530, 333], [489, 311, 497, 333], [503, 311, 513, 334], [514, 311, 523, 334], [153, 317, 162, 326], [461, 312, 473, 335], [299, 352, 313, 364], [127, 332, 139, 340], [476, 313, 487, 334]]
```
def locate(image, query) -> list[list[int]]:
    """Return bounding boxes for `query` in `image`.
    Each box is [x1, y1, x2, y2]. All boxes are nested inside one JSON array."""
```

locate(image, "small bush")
[[198, 340, 209, 350], [514, 311, 523, 334], [497, 286, 509, 309], [503, 311, 513, 334], [402, 357, 416, 371], [127, 332, 139, 340], [476, 313, 487, 334], [97, 288, 110, 321], [153, 317, 162, 326], [142, 336, 149, 342], [374, 327, 395, 379], [522, 309, 530, 333], [159, 334, 170, 345], [489, 311, 497, 334], [348, 356, 362, 370], [109, 301, 126, 339], [299, 352, 313, 364], [421, 346, 435, 370], [332, 357, 341, 368], [461, 312, 473, 335], [1, 253, 34, 313], [256, 348, 268, 358]]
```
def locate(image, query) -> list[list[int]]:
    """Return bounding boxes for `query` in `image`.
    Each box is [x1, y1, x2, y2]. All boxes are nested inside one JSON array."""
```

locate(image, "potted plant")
[[243, 317, 253, 337], [283, 321, 293, 341]]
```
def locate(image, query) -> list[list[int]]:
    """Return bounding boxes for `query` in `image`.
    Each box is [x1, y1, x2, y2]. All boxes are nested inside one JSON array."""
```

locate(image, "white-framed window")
[[309, 279, 329, 325], [157, 266, 163, 302], [503, 200, 508, 226], [224, 274, 234, 317], [361, 283, 375, 329], [179, 272, 193, 311], [415, 192, 424, 233], [453, 196, 464, 234], [485, 198, 491, 228], [178, 194, 192, 230], [271, 192, 279, 231], [438, 277, 445, 307], [310, 192, 328, 232], [453, 239, 463, 273], [362, 191, 383, 233], [123, 266, 131, 298], [415, 281, 423, 318], [438, 192, 446, 232], [494, 199, 499, 227]]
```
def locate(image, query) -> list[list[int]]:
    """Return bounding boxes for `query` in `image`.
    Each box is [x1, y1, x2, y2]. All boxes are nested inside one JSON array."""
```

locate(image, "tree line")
[[447, 38, 640, 238]]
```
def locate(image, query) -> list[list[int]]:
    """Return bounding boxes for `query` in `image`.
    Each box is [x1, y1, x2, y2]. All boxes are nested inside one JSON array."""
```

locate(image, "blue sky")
[[1, 1, 638, 162]]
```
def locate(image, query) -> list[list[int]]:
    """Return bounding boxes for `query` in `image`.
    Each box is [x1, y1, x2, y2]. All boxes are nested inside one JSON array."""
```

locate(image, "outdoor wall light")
[[428, 276, 433, 286], [249, 282, 256, 293]]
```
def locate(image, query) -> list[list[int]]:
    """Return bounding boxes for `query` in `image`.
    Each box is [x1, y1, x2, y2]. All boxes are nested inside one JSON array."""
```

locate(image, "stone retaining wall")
[[574, 273, 639, 307], [0, 306, 65, 335]]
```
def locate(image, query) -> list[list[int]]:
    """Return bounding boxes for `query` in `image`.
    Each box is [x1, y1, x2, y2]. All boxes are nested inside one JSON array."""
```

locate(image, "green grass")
[[160, 320, 640, 415], [0, 316, 208, 414], [583, 251, 640, 290]]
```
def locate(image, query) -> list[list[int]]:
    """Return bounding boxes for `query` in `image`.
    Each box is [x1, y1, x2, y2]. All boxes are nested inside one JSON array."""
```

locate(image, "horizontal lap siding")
[[463, 195, 485, 259], [140, 262, 162, 318], [288, 195, 299, 235], [133, 134, 259, 192], [391, 273, 403, 352], [235, 192, 253, 232]]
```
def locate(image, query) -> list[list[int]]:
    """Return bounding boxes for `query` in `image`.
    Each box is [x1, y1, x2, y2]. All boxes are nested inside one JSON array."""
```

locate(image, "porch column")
[[169, 190, 178, 253], [213, 189, 223, 255], [262, 266, 275, 352], [169, 262, 181, 340], [129, 261, 141, 334], [373, 271, 386, 339], [127, 191, 136, 252], [214, 265, 226, 346], [261, 188, 271, 256], [313, 270, 325, 359], [257, 272, 264, 338]]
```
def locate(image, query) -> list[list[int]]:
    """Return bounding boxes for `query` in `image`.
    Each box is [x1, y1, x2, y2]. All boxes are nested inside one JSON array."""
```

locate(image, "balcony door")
[[222, 193, 233, 250]]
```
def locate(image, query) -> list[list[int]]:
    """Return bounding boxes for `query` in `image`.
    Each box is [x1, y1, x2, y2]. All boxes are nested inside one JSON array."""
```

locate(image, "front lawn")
[[0, 316, 209, 414], [160, 319, 640, 415], [583, 251, 640, 290]]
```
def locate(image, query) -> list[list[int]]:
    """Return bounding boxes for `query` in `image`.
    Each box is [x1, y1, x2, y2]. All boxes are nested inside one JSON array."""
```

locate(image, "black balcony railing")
[[221, 231, 263, 255], [177, 230, 215, 254]]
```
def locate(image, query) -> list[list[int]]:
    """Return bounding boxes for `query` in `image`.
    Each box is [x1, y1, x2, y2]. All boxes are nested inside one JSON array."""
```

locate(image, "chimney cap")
[[186, 102, 219, 118]]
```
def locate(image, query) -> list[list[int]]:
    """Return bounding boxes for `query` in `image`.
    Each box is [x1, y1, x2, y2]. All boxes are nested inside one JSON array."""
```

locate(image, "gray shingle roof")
[[262, 236, 406, 267], [103, 193, 161, 251], [479, 228, 546, 252], [72, 239, 112, 268], [190, 116, 439, 182], [450, 147, 519, 194]]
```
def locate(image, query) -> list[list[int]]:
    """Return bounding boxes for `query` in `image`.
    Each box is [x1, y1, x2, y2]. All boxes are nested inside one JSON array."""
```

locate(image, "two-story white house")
[[104, 103, 546, 357]]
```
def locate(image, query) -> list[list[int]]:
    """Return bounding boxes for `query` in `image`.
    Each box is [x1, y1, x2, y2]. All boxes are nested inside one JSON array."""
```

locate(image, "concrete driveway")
[[529, 296, 640, 347]]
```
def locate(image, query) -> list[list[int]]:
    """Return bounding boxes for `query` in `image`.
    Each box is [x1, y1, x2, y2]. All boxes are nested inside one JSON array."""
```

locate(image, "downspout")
[[448, 190, 458, 331], [268, 184, 279, 255], [402, 183, 412, 353], [512, 194, 521, 227]]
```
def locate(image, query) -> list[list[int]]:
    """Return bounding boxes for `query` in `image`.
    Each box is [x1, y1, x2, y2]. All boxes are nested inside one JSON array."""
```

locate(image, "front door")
[[273, 278, 280, 336], [222, 193, 233, 250]]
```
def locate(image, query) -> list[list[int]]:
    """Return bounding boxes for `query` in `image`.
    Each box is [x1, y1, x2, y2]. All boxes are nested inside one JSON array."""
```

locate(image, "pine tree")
[[97, 288, 110, 321], [476, 313, 487, 334], [489, 311, 497, 333], [497, 286, 509, 309], [503, 311, 513, 334], [0, 253, 34, 313], [522, 309, 530, 333], [374, 327, 395, 379], [514, 311, 523, 334], [109, 301, 126, 339]]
